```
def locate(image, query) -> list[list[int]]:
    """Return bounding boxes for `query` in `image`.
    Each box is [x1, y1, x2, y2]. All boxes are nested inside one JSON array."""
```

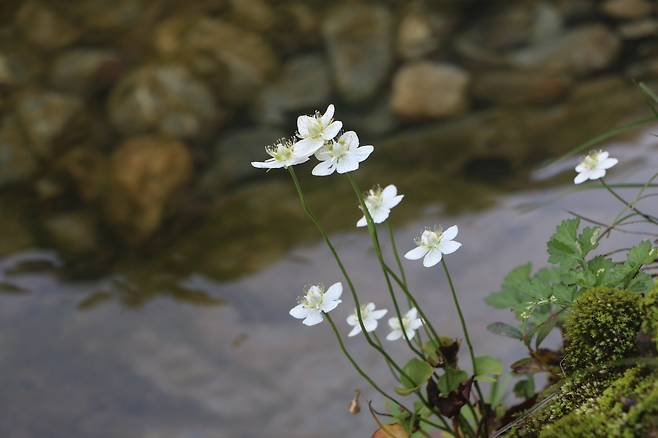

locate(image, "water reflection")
[[0, 128, 656, 436]]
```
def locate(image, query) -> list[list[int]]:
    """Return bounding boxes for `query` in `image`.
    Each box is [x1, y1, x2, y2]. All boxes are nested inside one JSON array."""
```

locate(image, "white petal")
[[439, 240, 462, 255], [601, 157, 618, 169], [386, 329, 402, 341], [297, 115, 313, 137], [314, 145, 333, 161], [289, 304, 309, 319], [336, 154, 360, 174], [371, 309, 388, 319], [353, 145, 374, 163], [356, 216, 368, 227], [365, 302, 376, 312], [406, 308, 418, 320], [340, 131, 359, 149], [324, 282, 343, 301], [405, 246, 428, 260], [575, 163, 585, 173], [385, 194, 404, 210], [290, 155, 310, 166], [348, 325, 361, 337], [251, 159, 282, 169], [312, 159, 336, 176], [589, 169, 605, 180], [405, 328, 417, 340], [321, 298, 341, 313], [370, 207, 389, 224], [409, 318, 423, 330], [364, 319, 378, 332], [294, 138, 325, 157], [346, 314, 358, 326], [322, 121, 342, 140], [442, 225, 458, 241], [597, 151, 609, 160], [423, 248, 442, 267], [574, 171, 589, 184], [321, 104, 335, 125], [303, 311, 324, 326]]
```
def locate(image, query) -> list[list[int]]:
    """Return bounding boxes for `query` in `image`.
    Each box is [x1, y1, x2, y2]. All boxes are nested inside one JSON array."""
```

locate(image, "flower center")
[[266, 139, 294, 162], [307, 118, 325, 139], [301, 285, 324, 310], [580, 151, 600, 170], [418, 228, 442, 249], [353, 304, 371, 320], [332, 138, 349, 159], [365, 187, 384, 210]]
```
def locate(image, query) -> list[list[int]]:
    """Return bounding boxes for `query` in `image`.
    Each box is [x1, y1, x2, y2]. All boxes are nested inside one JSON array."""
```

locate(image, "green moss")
[[640, 282, 658, 349], [564, 287, 641, 371]]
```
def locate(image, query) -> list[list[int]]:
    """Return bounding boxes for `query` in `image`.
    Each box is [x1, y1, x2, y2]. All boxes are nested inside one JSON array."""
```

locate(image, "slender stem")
[[347, 174, 426, 359], [325, 313, 404, 409], [601, 178, 658, 226], [440, 259, 487, 435], [387, 221, 408, 288], [373, 333, 398, 380]]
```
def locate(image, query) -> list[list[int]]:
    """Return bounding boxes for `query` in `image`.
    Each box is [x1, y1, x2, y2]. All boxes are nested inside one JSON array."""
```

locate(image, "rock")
[[105, 136, 193, 243], [619, 19, 658, 39], [205, 126, 286, 189], [627, 57, 658, 79], [512, 25, 620, 75], [342, 95, 400, 138], [16, 1, 80, 50], [108, 64, 222, 141], [15, 90, 83, 158], [229, 0, 276, 32], [531, 1, 563, 43], [397, 6, 454, 60], [391, 62, 470, 120], [154, 17, 279, 106], [322, 4, 393, 104], [50, 49, 122, 95], [472, 70, 572, 105], [464, 3, 536, 50], [0, 116, 37, 187], [253, 54, 331, 125], [601, 0, 653, 19], [42, 211, 101, 256]]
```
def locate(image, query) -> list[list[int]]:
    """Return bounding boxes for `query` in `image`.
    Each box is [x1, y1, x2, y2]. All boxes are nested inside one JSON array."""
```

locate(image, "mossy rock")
[[641, 282, 658, 349], [564, 287, 641, 372]]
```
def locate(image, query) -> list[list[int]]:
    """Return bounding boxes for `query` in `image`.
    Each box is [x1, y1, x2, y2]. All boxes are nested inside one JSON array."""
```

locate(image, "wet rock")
[[105, 136, 193, 243], [58, 147, 110, 202], [16, 1, 81, 50], [343, 95, 400, 138], [397, 6, 454, 60], [601, 0, 653, 19], [42, 211, 101, 257], [512, 25, 620, 75], [323, 4, 393, 104], [154, 17, 279, 106], [626, 57, 658, 80], [205, 126, 286, 189], [50, 49, 122, 95], [108, 64, 222, 141], [472, 70, 572, 105], [0, 116, 37, 187], [0, 197, 34, 257], [531, 1, 563, 43], [15, 90, 83, 158], [464, 3, 536, 50], [228, 0, 275, 32], [71, 0, 149, 32], [619, 19, 658, 39], [391, 62, 469, 120], [254, 54, 331, 125]]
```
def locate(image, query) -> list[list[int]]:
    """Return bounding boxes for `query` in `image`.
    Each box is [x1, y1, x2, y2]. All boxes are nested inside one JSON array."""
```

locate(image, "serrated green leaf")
[[485, 263, 533, 309], [487, 322, 523, 340], [474, 355, 503, 376]]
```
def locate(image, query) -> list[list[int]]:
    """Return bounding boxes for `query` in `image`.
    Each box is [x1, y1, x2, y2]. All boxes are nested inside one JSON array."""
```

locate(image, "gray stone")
[[254, 54, 331, 125], [602, 0, 653, 19], [42, 211, 101, 256], [323, 4, 393, 104], [619, 19, 658, 39], [50, 49, 122, 95], [108, 64, 222, 141], [397, 7, 454, 60], [391, 62, 469, 121], [512, 25, 620, 75]]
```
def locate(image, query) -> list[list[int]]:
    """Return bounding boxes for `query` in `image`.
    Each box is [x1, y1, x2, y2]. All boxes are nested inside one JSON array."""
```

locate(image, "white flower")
[[574, 150, 618, 184], [289, 282, 342, 326], [356, 184, 404, 227], [312, 131, 374, 176], [251, 138, 309, 170], [386, 308, 423, 341], [294, 104, 343, 157], [404, 225, 462, 267], [346, 303, 388, 337]]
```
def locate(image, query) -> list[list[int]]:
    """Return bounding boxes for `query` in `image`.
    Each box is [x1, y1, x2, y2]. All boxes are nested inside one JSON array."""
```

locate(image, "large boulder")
[[322, 4, 393, 104], [391, 62, 470, 120], [108, 64, 222, 141]]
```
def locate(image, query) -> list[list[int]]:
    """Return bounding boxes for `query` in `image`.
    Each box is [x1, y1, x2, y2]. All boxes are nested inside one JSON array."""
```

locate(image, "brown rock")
[[397, 6, 454, 60], [602, 0, 653, 19], [472, 70, 572, 105], [106, 136, 193, 243], [16, 1, 81, 50], [391, 62, 469, 120]]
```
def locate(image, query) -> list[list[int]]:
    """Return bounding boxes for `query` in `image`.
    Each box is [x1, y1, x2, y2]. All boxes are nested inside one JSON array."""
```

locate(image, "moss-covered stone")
[[564, 287, 641, 371], [640, 282, 658, 349]]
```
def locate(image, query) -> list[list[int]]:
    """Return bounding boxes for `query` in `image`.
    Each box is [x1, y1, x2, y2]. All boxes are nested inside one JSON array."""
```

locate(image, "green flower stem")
[[440, 259, 487, 434], [325, 313, 406, 409], [601, 178, 658, 226], [373, 333, 398, 380], [346, 173, 426, 359]]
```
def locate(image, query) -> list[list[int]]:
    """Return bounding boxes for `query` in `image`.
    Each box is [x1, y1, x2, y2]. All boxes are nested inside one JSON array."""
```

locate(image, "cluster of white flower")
[[255, 103, 618, 341]]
